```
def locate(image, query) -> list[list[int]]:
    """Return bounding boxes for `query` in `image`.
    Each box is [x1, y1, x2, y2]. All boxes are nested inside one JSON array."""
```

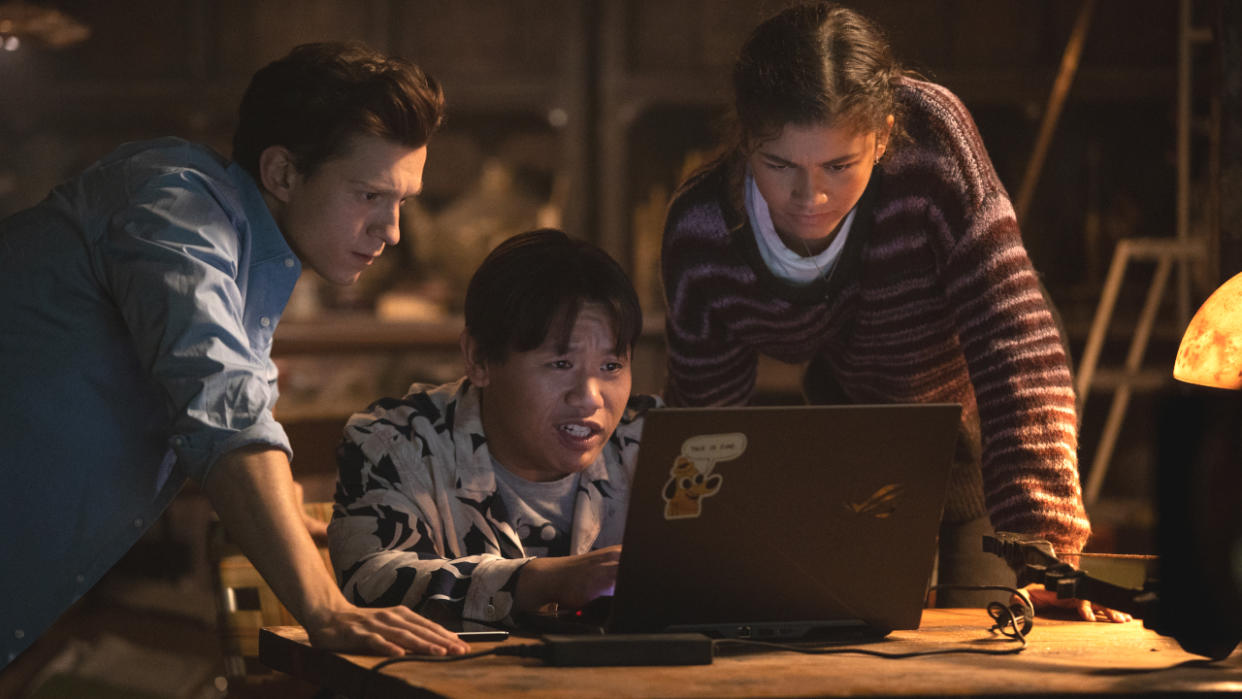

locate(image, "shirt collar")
[[227, 162, 297, 266]]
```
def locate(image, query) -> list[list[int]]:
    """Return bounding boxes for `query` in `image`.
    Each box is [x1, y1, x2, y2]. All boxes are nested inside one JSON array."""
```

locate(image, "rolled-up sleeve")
[[97, 167, 289, 483]]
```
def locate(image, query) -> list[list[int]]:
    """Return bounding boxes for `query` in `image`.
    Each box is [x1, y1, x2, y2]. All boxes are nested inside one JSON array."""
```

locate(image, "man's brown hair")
[[232, 41, 445, 180]]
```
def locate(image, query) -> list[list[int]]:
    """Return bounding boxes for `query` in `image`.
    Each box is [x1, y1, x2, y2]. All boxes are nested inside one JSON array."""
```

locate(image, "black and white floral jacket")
[[328, 377, 658, 623]]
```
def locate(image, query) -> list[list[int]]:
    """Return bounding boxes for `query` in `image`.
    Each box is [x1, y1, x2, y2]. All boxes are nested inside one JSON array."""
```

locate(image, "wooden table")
[[260, 609, 1242, 698]]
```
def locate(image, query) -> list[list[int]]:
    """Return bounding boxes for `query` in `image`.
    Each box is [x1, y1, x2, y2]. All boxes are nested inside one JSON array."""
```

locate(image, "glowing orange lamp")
[[1156, 270, 1242, 661], [1172, 271, 1242, 390]]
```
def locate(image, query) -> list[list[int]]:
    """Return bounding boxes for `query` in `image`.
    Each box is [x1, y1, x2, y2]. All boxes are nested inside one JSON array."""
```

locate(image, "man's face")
[[277, 133, 427, 285], [469, 303, 633, 483]]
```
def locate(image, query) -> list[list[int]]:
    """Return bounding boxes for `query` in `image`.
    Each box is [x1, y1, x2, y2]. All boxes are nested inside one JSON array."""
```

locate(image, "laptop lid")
[[608, 403, 961, 638]]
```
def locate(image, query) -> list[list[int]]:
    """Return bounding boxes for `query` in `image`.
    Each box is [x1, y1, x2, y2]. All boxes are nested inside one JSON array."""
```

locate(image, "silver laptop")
[[600, 403, 961, 639]]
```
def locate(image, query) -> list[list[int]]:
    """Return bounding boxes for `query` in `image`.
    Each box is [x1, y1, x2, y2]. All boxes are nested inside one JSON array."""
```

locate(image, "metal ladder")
[[1071, 0, 1216, 505]]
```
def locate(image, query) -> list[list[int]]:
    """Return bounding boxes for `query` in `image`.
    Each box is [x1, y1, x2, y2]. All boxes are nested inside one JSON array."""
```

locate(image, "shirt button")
[[75, 574, 85, 584], [284, 257, 295, 268], [133, 518, 144, 528], [260, 317, 271, 328], [14, 629, 24, 640]]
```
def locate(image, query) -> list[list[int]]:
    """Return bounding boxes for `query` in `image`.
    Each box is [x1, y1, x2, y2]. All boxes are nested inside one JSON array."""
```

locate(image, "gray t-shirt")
[[492, 458, 579, 558]]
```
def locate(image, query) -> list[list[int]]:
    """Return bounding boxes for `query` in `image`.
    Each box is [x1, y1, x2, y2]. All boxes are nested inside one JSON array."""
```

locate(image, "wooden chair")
[[210, 501, 335, 679]]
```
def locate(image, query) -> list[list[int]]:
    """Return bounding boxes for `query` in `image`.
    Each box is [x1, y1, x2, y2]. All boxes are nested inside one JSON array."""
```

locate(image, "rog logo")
[[845, 483, 903, 518]]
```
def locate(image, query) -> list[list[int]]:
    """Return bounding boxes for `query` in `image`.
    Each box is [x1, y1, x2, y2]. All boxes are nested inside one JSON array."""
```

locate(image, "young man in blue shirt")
[[0, 42, 469, 668]]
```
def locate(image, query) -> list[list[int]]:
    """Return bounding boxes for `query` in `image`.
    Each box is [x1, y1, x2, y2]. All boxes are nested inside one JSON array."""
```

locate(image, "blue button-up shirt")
[[0, 138, 301, 665]]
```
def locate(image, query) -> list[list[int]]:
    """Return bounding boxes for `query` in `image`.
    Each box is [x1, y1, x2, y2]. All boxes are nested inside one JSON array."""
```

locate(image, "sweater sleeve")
[[899, 79, 1091, 556], [943, 194, 1091, 556], [328, 410, 526, 624], [660, 182, 760, 407]]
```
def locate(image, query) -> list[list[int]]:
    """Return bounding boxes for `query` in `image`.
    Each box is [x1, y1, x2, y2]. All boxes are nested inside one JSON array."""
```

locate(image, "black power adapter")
[[533, 633, 714, 666]]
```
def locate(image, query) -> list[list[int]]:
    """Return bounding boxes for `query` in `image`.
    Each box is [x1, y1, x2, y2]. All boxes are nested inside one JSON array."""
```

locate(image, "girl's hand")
[[1017, 584, 1132, 623]]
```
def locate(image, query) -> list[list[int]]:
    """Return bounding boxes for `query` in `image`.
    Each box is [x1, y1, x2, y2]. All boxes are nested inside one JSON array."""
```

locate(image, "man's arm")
[[203, 445, 468, 656]]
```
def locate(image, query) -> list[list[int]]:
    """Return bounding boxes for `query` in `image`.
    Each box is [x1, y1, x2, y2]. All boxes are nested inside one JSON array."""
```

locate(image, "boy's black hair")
[[464, 229, 642, 364]]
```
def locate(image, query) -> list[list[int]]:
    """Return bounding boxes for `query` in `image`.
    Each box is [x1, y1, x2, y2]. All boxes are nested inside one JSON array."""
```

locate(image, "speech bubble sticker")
[[680, 432, 748, 471]]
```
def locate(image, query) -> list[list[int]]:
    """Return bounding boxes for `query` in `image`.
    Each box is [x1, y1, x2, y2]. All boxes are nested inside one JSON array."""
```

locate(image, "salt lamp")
[[1172, 271, 1242, 390]]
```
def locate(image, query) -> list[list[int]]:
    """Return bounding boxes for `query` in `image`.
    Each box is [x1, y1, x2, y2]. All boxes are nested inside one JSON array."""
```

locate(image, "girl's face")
[[747, 116, 892, 255]]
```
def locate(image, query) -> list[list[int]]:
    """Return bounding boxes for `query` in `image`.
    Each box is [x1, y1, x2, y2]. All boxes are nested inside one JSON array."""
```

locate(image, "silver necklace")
[[798, 236, 841, 289]]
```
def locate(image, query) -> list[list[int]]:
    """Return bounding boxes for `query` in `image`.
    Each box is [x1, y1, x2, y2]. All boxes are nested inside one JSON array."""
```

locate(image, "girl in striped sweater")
[[660, 1, 1126, 621]]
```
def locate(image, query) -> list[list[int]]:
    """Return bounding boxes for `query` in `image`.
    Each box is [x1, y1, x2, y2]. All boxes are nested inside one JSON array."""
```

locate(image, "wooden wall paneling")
[[597, 0, 632, 267], [46, 0, 197, 82], [1218, 0, 1242, 280], [386, 1, 590, 247], [1076, 0, 1178, 68], [0, 0, 213, 216], [849, 0, 954, 71], [941, 1, 1048, 73], [389, 0, 563, 83], [209, 0, 387, 81]]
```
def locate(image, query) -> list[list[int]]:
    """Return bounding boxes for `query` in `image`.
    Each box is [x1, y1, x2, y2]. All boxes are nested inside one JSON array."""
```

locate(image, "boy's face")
[[276, 133, 427, 285], [467, 303, 633, 483]]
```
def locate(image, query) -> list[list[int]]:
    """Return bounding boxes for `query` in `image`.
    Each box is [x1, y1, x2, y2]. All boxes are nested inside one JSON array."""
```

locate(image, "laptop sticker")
[[661, 432, 747, 520]]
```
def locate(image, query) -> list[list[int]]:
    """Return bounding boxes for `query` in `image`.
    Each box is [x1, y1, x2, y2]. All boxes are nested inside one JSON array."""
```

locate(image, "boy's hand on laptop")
[[515, 545, 622, 612], [1017, 585, 1132, 623]]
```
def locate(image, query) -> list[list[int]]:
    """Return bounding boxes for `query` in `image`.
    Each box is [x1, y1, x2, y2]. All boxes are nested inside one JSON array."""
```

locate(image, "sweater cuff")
[[989, 515, 1091, 560]]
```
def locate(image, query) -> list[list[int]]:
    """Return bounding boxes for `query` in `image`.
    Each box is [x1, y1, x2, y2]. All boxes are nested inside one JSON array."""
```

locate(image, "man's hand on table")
[[303, 602, 470, 657], [1018, 585, 1132, 623], [203, 447, 469, 658]]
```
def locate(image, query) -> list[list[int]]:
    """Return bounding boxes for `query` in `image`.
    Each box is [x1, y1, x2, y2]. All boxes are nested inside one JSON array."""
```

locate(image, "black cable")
[[714, 636, 1024, 658], [930, 583, 1035, 639], [717, 588, 1032, 658]]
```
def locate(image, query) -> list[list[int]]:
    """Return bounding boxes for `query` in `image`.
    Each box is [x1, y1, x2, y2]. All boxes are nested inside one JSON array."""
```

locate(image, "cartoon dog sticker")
[[661, 432, 746, 520], [662, 455, 723, 520]]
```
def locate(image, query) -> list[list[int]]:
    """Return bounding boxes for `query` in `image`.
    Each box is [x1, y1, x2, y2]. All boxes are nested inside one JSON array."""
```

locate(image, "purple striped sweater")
[[660, 78, 1091, 555]]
